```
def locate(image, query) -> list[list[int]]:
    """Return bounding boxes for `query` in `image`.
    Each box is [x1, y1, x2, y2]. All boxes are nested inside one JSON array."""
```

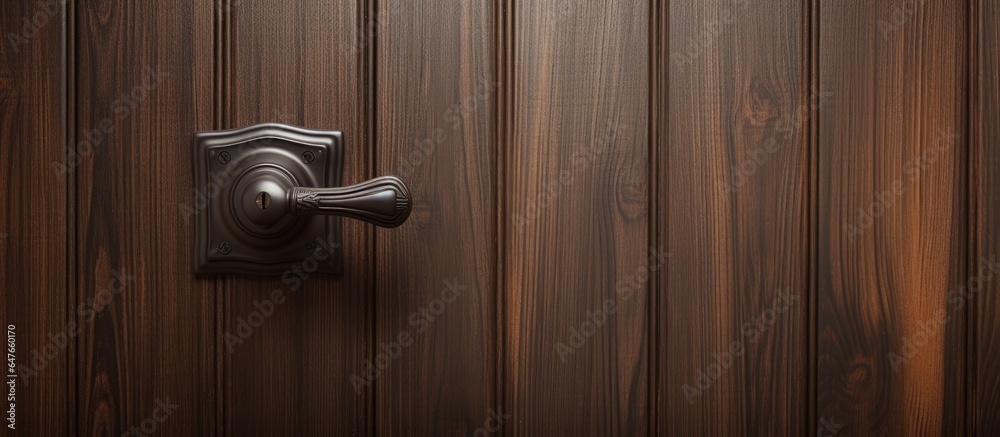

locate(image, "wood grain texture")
[[374, 0, 497, 434], [8, 0, 999, 433], [506, 1, 649, 433], [973, 0, 1000, 433], [225, 0, 372, 434], [648, 0, 665, 434], [659, 0, 810, 434], [75, 0, 216, 435], [0, 0, 70, 434], [816, 0, 969, 434]]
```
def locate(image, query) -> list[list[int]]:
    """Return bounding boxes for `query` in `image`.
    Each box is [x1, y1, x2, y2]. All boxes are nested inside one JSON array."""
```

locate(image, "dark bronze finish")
[[289, 176, 410, 228], [193, 123, 411, 275]]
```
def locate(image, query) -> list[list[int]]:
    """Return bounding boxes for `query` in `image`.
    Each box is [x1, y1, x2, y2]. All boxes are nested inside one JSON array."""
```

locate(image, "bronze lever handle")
[[287, 176, 411, 228], [193, 123, 408, 274]]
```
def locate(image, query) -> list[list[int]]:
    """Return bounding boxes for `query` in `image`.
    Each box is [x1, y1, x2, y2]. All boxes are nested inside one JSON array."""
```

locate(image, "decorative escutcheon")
[[192, 123, 411, 275]]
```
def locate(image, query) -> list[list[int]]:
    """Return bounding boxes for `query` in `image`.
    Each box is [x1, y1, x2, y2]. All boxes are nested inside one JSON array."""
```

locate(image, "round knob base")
[[231, 165, 299, 237]]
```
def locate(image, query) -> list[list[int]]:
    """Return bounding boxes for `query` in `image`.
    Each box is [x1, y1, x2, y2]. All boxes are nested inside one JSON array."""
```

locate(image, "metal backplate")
[[193, 123, 343, 275]]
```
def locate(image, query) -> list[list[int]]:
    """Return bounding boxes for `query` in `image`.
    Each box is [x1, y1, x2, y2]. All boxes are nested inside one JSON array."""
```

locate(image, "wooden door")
[[2, 0, 998, 435]]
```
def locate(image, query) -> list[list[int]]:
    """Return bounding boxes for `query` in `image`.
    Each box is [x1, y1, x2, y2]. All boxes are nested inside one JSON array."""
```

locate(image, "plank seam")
[[363, 0, 378, 434], [807, 0, 819, 434], [646, 0, 663, 434], [965, 0, 981, 432], [65, 0, 78, 433], [213, 0, 232, 433], [493, 0, 513, 433]]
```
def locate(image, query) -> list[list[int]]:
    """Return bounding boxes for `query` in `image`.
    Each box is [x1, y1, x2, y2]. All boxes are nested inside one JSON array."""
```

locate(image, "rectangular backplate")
[[193, 123, 344, 275]]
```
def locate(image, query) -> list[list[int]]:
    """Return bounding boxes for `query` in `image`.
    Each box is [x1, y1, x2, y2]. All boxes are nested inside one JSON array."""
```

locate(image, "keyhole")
[[255, 191, 271, 210]]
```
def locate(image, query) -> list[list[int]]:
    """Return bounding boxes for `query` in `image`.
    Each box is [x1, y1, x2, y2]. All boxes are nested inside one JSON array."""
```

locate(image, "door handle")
[[238, 171, 410, 232], [193, 123, 410, 275], [289, 176, 410, 228]]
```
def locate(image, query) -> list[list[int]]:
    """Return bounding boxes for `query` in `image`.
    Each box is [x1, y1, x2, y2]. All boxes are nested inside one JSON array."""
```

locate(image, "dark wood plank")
[[658, 0, 810, 434], [75, 0, 216, 435], [973, 0, 1000, 433], [225, 0, 371, 435], [374, 0, 497, 434], [506, 1, 649, 433], [0, 0, 70, 434], [816, 0, 969, 434], [649, 0, 665, 434]]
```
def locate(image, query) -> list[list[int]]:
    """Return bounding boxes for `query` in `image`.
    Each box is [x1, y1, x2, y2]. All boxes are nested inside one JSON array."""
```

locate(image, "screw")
[[304, 242, 317, 254], [218, 151, 232, 164], [302, 151, 315, 163], [218, 242, 232, 255]]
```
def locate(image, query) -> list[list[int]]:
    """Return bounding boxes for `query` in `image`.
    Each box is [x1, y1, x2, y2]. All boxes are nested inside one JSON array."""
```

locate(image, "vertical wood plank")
[[972, 0, 1000, 433], [0, 0, 70, 434], [816, 0, 969, 434], [225, 0, 371, 434], [648, 0, 665, 433], [374, 0, 497, 434], [75, 0, 216, 434], [659, 0, 810, 434], [506, 1, 649, 433]]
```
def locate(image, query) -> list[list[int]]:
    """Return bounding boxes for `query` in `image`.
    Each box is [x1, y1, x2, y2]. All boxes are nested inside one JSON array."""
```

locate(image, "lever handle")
[[194, 123, 411, 274], [288, 176, 411, 228]]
